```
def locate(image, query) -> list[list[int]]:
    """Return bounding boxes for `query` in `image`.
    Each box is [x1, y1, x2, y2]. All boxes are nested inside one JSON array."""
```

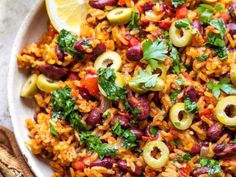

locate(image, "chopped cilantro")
[[176, 153, 191, 163], [173, 139, 180, 146], [184, 96, 199, 114], [176, 78, 185, 86], [50, 122, 59, 137], [196, 55, 208, 61], [82, 38, 92, 47], [170, 47, 181, 74], [80, 131, 117, 159], [132, 108, 142, 117], [209, 19, 226, 38], [199, 158, 222, 175], [207, 78, 236, 98], [175, 18, 192, 30], [170, 88, 181, 104], [214, 4, 224, 12], [149, 126, 159, 136], [142, 38, 168, 70], [130, 70, 158, 88], [196, 4, 214, 24], [213, 46, 228, 60], [171, 0, 185, 8], [128, 12, 140, 30]]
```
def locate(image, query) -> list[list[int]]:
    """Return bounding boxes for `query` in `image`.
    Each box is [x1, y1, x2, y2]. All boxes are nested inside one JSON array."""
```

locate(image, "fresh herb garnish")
[[170, 88, 181, 104], [112, 120, 137, 149], [149, 126, 159, 136], [173, 139, 180, 146], [80, 131, 117, 159], [196, 54, 208, 61], [170, 47, 181, 74], [171, 0, 185, 8], [184, 96, 199, 114], [57, 29, 80, 58], [199, 158, 222, 175], [82, 38, 92, 47], [130, 70, 158, 88], [128, 12, 140, 30], [176, 78, 185, 86], [175, 18, 192, 30], [213, 46, 228, 60], [51, 87, 85, 131], [196, 4, 214, 24], [214, 4, 224, 12], [50, 122, 59, 137], [142, 38, 168, 70], [207, 78, 236, 98], [176, 153, 191, 163]]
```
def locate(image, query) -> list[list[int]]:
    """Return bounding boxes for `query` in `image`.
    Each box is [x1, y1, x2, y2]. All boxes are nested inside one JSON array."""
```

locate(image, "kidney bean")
[[190, 143, 201, 155], [117, 160, 143, 176], [78, 87, 93, 100], [55, 45, 64, 60], [202, 141, 209, 147], [111, 115, 129, 128], [130, 128, 143, 140], [89, 0, 117, 9], [38, 64, 68, 80], [161, 4, 174, 17], [192, 167, 209, 177], [230, 2, 236, 20], [74, 39, 93, 54], [214, 143, 236, 157], [193, 19, 203, 35], [126, 45, 143, 61], [227, 23, 236, 36], [93, 43, 106, 56], [143, 2, 155, 11], [207, 123, 222, 141], [90, 157, 116, 168], [86, 108, 102, 126], [185, 86, 198, 102], [127, 91, 150, 120]]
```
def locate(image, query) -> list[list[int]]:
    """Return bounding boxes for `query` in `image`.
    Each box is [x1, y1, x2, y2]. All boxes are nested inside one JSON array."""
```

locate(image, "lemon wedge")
[[45, 0, 89, 35]]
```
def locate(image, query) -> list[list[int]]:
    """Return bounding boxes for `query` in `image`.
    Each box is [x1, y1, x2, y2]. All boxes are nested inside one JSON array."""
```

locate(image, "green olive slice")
[[169, 21, 193, 48], [128, 81, 149, 94], [36, 74, 62, 93], [146, 64, 168, 79], [94, 51, 122, 71], [170, 103, 194, 130], [143, 140, 170, 169], [20, 74, 38, 98], [149, 77, 165, 92], [107, 8, 132, 25], [201, 0, 217, 3], [230, 65, 236, 87], [215, 96, 236, 126]]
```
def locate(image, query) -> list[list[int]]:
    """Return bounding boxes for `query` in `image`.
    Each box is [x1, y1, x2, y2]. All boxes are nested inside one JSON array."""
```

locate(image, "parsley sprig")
[[199, 158, 222, 175], [128, 12, 140, 30], [207, 78, 236, 98], [130, 70, 158, 88], [175, 18, 192, 30], [184, 96, 199, 114], [171, 0, 185, 8], [170, 47, 181, 74]]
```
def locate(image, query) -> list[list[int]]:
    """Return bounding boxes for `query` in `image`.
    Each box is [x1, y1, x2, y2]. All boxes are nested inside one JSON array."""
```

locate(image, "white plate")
[[8, 0, 53, 176]]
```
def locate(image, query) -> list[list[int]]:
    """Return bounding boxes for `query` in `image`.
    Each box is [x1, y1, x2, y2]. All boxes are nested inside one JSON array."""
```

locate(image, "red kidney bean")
[[117, 160, 143, 176], [214, 143, 236, 157], [161, 4, 174, 17], [126, 45, 143, 61], [202, 141, 209, 147], [230, 2, 236, 20], [207, 123, 222, 141], [127, 91, 150, 120], [55, 45, 64, 60], [192, 167, 209, 177], [74, 39, 93, 54], [143, 2, 155, 11], [185, 86, 198, 102], [89, 0, 117, 9], [227, 23, 236, 36], [78, 87, 93, 100], [193, 19, 204, 35], [111, 115, 129, 128], [90, 157, 116, 168], [86, 108, 102, 126], [93, 43, 106, 56], [38, 64, 68, 80], [190, 143, 201, 155], [130, 128, 143, 140]]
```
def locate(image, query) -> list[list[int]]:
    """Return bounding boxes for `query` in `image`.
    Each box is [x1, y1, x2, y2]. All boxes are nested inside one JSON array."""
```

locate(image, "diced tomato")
[[80, 74, 99, 97], [176, 5, 188, 19], [158, 20, 173, 30], [180, 164, 191, 177], [73, 159, 85, 171], [142, 136, 157, 141], [129, 37, 140, 46], [118, 0, 126, 6], [219, 12, 230, 23], [199, 109, 213, 119]]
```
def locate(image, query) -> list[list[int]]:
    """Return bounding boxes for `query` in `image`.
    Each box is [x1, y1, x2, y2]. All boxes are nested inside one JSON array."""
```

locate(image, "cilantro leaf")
[[175, 18, 192, 30], [176, 78, 185, 86], [170, 47, 181, 74], [80, 131, 117, 159], [130, 70, 158, 88], [142, 39, 168, 69], [184, 96, 199, 114], [213, 46, 228, 60], [170, 88, 181, 104], [171, 0, 185, 8], [128, 12, 140, 30], [209, 19, 226, 38], [196, 4, 214, 24], [57, 29, 80, 58], [199, 158, 222, 175], [176, 153, 191, 163], [214, 4, 224, 12], [196, 55, 208, 61], [112, 120, 123, 137], [149, 126, 159, 136], [50, 122, 59, 137]]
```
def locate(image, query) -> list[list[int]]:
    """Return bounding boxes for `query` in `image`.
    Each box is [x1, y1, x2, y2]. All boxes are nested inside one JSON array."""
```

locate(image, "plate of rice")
[[8, 0, 236, 176]]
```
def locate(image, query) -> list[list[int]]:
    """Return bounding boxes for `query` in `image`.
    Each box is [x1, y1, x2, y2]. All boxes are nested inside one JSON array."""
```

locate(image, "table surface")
[[0, 0, 37, 129]]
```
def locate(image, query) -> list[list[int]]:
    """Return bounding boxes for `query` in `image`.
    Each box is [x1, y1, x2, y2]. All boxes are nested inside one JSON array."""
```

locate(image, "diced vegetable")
[[20, 74, 38, 98], [36, 74, 63, 93]]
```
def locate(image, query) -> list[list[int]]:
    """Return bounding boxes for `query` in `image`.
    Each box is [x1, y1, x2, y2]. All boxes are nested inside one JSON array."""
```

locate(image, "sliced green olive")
[[143, 140, 169, 169], [201, 0, 217, 3], [94, 51, 122, 71], [107, 8, 132, 25], [149, 77, 165, 92], [170, 103, 194, 130], [146, 64, 168, 79], [20, 74, 38, 98], [230, 65, 236, 87], [36, 74, 62, 93], [215, 96, 236, 126], [128, 81, 149, 94], [169, 21, 193, 48]]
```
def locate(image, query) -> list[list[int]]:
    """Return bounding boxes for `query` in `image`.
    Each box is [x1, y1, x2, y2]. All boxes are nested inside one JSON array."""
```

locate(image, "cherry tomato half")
[[80, 74, 99, 97]]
